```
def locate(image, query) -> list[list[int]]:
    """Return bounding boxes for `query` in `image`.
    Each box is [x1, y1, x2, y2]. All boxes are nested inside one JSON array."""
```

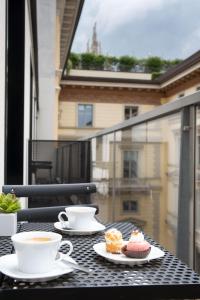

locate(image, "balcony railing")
[[28, 140, 91, 208], [81, 90, 200, 272]]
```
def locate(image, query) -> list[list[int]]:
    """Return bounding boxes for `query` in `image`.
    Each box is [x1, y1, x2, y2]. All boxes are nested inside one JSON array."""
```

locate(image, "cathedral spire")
[[91, 22, 100, 55], [86, 22, 102, 55]]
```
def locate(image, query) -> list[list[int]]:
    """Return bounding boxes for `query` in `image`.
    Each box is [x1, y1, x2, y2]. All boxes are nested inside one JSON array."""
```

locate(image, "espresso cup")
[[58, 206, 97, 230], [11, 231, 73, 274]]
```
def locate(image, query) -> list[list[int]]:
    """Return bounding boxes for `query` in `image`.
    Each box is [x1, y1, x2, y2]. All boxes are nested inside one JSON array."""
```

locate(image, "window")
[[78, 104, 93, 127], [123, 200, 138, 212], [123, 150, 138, 178], [124, 106, 138, 120]]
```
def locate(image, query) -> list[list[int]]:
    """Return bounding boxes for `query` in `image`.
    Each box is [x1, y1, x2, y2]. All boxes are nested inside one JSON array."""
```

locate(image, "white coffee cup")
[[58, 206, 97, 230], [11, 231, 73, 274]]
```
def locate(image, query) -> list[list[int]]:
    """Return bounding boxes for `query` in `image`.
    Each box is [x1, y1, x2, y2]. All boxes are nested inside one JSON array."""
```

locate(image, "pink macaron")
[[122, 240, 151, 258]]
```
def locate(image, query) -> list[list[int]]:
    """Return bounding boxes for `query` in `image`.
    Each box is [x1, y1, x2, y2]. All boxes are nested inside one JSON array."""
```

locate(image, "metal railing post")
[[177, 106, 195, 267], [112, 132, 116, 222]]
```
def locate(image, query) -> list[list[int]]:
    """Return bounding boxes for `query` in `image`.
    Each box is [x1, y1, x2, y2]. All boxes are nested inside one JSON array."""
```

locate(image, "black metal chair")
[[2, 183, 98, 222]]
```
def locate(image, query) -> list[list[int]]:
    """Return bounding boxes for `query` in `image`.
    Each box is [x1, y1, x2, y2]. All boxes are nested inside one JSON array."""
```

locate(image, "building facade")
[[59, 51, 200, 140], [58, 51, 200, 255]]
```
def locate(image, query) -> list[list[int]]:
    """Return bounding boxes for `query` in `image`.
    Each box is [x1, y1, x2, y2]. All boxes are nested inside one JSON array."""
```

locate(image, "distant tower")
[[91, 22, 99, 54], [86, 22, 102, 55]]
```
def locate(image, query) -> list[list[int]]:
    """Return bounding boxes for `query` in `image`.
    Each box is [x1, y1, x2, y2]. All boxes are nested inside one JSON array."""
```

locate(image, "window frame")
[[122, 199, 139, 213], [123, 150, 139, 179], [124, 105, 138, 120], [77, 103, 93, 128]]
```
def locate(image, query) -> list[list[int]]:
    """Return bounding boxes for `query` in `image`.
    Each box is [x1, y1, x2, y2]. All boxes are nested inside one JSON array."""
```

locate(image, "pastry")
[[121, 230, 151, 258], [105, 228, 123, 254]]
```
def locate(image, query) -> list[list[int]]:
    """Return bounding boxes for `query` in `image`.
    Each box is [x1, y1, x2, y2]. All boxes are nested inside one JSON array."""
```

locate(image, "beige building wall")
[[59, 102, 76, 127], [69, 69, 152, 80], [37, 0, 57, 140], [94, 103, 123, 127], [139, 104, 156, 114], [58, 101, 157, 139], [165, 83, 200, 102]]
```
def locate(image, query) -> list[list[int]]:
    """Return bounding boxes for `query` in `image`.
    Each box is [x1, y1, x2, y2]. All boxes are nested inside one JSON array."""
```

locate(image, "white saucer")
[[93, 242, 165, 266], [54, 221, 106, 235], [0, 253, 75, 282]]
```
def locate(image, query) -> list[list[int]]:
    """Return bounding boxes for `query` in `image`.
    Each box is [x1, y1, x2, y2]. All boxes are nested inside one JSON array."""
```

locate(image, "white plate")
[[54, 221, 106, 235], [93, 242, 165, 266], [0, 253, 75, 282]]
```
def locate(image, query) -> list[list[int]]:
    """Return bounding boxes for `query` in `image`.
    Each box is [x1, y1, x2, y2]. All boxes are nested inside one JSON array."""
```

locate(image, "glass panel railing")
[[91, 112, 181, 254], [91, 133, 115, 222], [114, 125, 148, 229], [146, 114, 181, 254]]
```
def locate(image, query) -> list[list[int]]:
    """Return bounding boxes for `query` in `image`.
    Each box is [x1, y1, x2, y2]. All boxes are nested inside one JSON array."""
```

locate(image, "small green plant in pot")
[[0, 193, 21, 236], [0, 193, 21, 213]]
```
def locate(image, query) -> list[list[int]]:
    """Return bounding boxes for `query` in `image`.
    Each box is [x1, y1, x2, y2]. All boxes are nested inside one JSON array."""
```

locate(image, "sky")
[[71, 0, 200, 60]]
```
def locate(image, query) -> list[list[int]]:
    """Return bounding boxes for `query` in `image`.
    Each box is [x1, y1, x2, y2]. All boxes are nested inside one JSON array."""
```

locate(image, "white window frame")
[[77, 103, 93, 128], [124, 105, 139, 120]]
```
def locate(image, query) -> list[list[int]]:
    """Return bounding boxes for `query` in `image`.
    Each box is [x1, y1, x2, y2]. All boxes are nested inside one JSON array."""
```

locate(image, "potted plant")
[[0, 193, 21, 236]]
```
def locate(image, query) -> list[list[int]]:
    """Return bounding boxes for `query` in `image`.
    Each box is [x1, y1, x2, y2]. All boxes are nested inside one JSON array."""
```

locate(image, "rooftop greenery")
[[67, 52, 182, 79]]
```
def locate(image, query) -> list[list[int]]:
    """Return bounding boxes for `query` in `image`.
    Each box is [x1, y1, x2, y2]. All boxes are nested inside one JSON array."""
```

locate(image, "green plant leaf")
[[0, 193, 21, 213]]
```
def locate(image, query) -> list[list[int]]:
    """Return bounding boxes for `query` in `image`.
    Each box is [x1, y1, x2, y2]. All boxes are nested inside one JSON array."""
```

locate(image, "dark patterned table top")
[[0, 222, 200, 299]]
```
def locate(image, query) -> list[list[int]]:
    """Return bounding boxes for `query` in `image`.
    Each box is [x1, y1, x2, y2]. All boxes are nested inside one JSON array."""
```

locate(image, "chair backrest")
[[2, 183, 96, 197], [17, 204, 99, 222], [2, 183, 98, 222]]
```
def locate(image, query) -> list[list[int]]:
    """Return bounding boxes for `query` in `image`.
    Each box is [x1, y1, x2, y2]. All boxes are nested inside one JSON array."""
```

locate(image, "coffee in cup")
[[26, 237, 53, 242], [11, 231, 73, 274]]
